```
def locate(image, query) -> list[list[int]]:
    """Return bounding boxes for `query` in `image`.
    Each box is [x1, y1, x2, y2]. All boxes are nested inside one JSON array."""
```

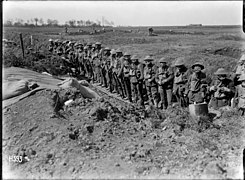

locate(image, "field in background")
[[3, 25, 245, 75]]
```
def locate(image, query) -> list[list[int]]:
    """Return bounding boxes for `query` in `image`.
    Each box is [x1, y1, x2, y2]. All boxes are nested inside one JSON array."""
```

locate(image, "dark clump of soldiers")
[[46, 38, 245, 115]]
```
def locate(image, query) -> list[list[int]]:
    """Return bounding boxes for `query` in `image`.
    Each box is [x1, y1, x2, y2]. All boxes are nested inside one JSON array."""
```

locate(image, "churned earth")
[[2, 83, 245, 179]]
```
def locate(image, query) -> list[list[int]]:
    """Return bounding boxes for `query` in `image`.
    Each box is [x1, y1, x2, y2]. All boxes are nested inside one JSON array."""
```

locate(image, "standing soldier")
[[155, 57, 174, 110], [110, 49, 118, 94], [103, 47, 112, 90], [173, 57, 189, 107], [122, 58, 132, 102], [186, 62, 207, 104], [130, 55, 145, 107], [234, 74, 245, 115], [48, 39, 54, 54], [143, 56, 158, 107], [209, 68, 235, 109], [233, 54, 245, 86], [115, 49, 126, 98], [94, 42, 104, 86]]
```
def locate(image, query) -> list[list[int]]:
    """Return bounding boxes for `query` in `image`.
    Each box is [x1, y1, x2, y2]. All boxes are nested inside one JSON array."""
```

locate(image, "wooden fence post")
[[19, 33, 25, 59]]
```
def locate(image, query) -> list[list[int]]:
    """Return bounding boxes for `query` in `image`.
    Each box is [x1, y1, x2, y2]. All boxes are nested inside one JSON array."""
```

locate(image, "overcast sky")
[[3, 1, 242, 26]]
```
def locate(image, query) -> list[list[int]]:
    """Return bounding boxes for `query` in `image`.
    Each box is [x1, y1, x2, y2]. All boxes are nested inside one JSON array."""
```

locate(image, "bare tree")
[[39, 18, 44, 26], [34, 18, 39, 26], [79, 20, 84, 26], [76, 21, 81, 27], [68, 20, 76, 27], [4, 19, 13, 26]]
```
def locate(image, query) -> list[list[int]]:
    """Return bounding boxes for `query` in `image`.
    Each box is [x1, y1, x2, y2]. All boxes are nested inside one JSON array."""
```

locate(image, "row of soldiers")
[[47, 39, 245, 115]]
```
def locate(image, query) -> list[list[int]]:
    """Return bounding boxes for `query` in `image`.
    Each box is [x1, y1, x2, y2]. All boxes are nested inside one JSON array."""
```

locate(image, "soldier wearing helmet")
[[173, 57, 189, 107], [103, 47, 112, 90], [143, 56, 158, 107], [113, 50, 126, 98], [110, 49, 118, 94], [186, 61, 207, 105], [233, 54, 245, 86], [48, 39, 55, 53], [129, 55, 145, 106], [209, 68, 235, 109], [234, 74, 245, 115], [121, 59, 132, 101], [155, 57, 174, 109], [123, 52, 131, 63]]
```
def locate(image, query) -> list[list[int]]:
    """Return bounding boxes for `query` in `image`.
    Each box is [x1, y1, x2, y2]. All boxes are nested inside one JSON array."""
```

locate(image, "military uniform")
[[122, 60, 132, 101], [209, 68, 235, 109], [235, 74, 245, 115], [173, 57, 189, 107], [156, 57, 174, 109], [130, 56, 144, 106], [143, 56, 158, 106], [186, 62, 207, 104]]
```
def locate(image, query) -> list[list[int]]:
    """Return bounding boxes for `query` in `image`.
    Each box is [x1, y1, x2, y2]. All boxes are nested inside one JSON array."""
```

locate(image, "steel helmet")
[[192, 62, 204, 70], [174, 57, 186, 66], [214, 68, 229, 75]]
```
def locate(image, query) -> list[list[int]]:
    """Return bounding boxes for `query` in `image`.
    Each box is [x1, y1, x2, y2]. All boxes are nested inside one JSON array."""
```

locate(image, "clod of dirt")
[[85, 124, 94, 133], [91, 107, 108, 121]]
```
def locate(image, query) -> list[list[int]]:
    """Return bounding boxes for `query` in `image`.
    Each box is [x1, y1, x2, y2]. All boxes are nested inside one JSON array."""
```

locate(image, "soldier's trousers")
[[101, 68, 107, 87], [131, 81, 144, 106], [158, 86, 172, 109], [113, 73, 126, 98], [95, 66, 100, 83], [124, 77, 132, 102], [107, 70, 114, 92], [175, 93, 188, 107], [146, 85, 158, 106]]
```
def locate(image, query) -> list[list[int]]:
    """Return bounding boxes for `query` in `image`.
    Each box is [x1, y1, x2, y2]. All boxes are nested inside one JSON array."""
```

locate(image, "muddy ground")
[[2, 26, 245, 179]]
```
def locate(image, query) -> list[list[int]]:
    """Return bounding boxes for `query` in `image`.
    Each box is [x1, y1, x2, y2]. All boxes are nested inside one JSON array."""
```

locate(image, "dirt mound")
[[154, 30, 205, 35], [3, 86, 244, 179], [203, 47, 242, 59]]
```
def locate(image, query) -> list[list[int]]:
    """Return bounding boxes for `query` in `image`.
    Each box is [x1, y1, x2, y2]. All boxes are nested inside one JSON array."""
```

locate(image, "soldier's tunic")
[[144, 65, 158, 106], [237, 84, 245, 109], [129, 63, 144, 106], [186, 71, 207, 104], [155, 66, 174, 109], [93, 55, 101, 83], [173, 66, 189, 107], [209, 78, 235, 109], [110, 56, 118, 93], [116, 58, 127, 98]]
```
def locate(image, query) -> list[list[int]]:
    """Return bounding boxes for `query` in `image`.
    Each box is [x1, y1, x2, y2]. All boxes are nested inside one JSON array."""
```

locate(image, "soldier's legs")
[[99, 68, 103, 85], [112, 73, 119, 93], [120, 77, 127, 98], [124, 77, 132, 102], [118, 76, 126, 98], [166, 89, 173, 108], [146, 86, 153, 105], [137, 81, 145, 107], [131, 83, 137, 103], [151, 86, 158, 107], [158, 86, 165, 109], [108, 71, 113, 92]]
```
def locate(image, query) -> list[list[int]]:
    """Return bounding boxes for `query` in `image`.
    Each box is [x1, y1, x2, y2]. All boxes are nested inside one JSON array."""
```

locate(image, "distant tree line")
[[3, 18, 114, 27]]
